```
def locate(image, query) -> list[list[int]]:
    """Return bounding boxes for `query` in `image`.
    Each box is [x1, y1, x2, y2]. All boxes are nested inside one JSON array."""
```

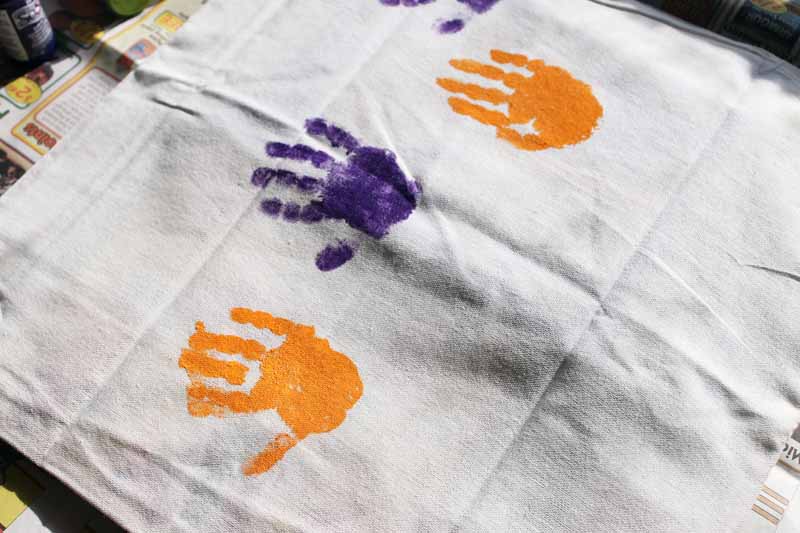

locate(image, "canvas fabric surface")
[[0, 0, 799, 530]]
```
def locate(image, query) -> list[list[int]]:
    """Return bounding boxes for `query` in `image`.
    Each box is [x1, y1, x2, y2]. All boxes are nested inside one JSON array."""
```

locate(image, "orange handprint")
[[178, 308, 363, 476], [437, 49, 603, 151]]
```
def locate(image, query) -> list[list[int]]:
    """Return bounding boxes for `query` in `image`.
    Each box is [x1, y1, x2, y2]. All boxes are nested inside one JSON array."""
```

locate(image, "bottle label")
[[10, 0, 43, 30], [12, 0, 52, 57], [0, 10, 29, 61]]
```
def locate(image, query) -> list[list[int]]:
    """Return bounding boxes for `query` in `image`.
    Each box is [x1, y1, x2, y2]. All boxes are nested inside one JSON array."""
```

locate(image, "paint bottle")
[[0, 0, 55, 65], [105, 0, 149, 17]]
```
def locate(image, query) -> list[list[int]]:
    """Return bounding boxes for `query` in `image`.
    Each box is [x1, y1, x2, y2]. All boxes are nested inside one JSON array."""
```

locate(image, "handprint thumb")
[[242, 432, 300, 476]]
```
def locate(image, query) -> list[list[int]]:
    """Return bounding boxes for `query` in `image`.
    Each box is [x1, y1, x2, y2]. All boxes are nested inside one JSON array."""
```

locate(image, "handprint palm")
[[252, 118, 421, 271], [179, 308, 363, 476], [437, 49, 603, 151]]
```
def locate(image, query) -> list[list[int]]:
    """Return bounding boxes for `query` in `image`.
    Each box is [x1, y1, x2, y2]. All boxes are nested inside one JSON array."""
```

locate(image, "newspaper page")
[[0, 2, 204, 531], [0, 0, 205, 199], [736, 425, 800, 531]]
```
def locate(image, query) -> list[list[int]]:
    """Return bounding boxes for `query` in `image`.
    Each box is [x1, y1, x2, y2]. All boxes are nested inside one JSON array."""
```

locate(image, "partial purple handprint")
[[379, 0, 502, 34], [252, 118, 421, 271]]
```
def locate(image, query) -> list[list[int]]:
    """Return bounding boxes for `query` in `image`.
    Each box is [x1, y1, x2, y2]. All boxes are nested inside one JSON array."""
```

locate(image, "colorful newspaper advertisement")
[[0, 0, 205, 198]]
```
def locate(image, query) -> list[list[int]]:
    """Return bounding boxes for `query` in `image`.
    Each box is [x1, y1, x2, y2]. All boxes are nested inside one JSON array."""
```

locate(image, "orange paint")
[[437, 49, 603, 151], [242, 433, 298, 475], [178, 308, 363, 476]]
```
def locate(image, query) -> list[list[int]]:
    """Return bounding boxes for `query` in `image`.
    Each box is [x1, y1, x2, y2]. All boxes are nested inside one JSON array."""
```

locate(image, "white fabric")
[[0, 0, 799, 530]]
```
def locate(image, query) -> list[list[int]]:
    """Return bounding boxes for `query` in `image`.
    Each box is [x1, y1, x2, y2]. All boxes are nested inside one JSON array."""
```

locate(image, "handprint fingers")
[[489, 49, 529, 67], [186, 380, 271, 417], [447, 57, 527, 91], [179, 322, 266, 410], [251, 167, 321, 191], [305, 118, 360, 153], [253, 161, 327, 224], [259, 198, 327, 223], [375, 0, 502, 33], [382, 4, 465, 35], [436, 78, 509, 105], [448, 58, 506, 81], [265, 142, 333, 169], [447, 96, 511, 127], [489, 50, 545, 80], [379, 0, 435, 6], [188, 321, 267, 361], [439, 57, 519, 129], [230, 307, 309, 338], [179, 348, 248, 386], [460, 0, 502, 13]]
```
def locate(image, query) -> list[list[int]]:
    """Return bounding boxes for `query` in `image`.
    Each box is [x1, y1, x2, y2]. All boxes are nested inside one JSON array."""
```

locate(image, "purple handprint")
[[379, 0, 502, 34], [252, 118, 421, 271]]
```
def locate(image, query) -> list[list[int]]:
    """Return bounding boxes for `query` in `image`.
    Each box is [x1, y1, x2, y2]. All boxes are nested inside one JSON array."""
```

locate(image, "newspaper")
[[0, 3, 204, 530], [734, 425, 800, 531], [0, 0, 205, 198], [641, 0, 800, 63]]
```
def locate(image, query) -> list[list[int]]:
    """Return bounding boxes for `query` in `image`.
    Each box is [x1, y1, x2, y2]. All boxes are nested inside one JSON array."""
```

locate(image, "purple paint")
[[253, 118, 421, 271], [283, 202, 301, 222], [276, 170, 297, 187], [438, 18, 465, 33], [377, 0, 501, 33], [300, 201, 326, 223], [267, 142, 332, 168], [251, 167, 273, 187], [316, 241, 356, 271], [305, 118, 359, 153], [456, 0, 500, 14], [298, 176, 319, 191], [380, 0, 435, 4], [260, 198, 282, 217], [252, 167, 321, 192]]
